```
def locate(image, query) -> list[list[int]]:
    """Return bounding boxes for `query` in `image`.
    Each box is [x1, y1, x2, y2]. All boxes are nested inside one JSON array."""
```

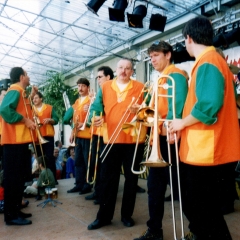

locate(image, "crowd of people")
[[0, 16, 239, 240]]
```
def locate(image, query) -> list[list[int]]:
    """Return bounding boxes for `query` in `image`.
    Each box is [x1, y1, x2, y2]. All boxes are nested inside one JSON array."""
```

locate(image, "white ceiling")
[[0, 0, 238, 84]]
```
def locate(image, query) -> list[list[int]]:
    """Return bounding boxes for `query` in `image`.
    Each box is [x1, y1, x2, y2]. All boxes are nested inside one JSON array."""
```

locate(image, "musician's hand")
[[23, 117, 36, 130], [92, 116, 103, 127], [169, 119, 185, 133], [168, 131, 181, 144], [83, 104, 89, 112], [77, 122, 83, 130], [42, 118, 53, 125], [30, 85, 38, 99], [129, 103, 140, 114]]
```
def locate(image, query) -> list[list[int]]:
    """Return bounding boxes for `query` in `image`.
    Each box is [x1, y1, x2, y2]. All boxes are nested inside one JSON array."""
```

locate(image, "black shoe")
[[94, 199, 100, 205], [184, 232, 198, 240], [164, 195, 171, 201], [18, 211, 32, 219], [87, 219, 111, 230], [85, 192, 97, 200], [67, 187, 81, 193], [134, 229, 163, 240], [121, 217, 135, 227], [20, 200, 29, 209], [79, 188, 91, 195], [137, 185, 146, 193], [6, 217, 32, 226]]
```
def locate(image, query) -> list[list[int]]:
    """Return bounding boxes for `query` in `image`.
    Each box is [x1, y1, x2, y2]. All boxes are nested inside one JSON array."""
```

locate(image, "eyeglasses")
[[152, 40, 161, 46]]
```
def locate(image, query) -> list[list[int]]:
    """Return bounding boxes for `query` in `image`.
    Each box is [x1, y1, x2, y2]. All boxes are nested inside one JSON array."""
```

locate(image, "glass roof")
[[0, 0, 236, 84]]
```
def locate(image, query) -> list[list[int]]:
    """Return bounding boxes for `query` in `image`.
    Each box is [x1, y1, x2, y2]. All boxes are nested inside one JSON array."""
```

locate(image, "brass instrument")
[[79, 91, 96, 131], [22, 89, 49, 186], [101, 81, 151, 163], [86, 111, 102, 185], [70, 115, 79, 147], [133, 74, 185, 239]]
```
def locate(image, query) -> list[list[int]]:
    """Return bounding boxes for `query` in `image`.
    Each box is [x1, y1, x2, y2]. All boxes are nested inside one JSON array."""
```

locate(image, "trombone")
[[79, 91, 96, 131], [100, 81, 151, 163], [86, 111, 102, 184], [22, 89, 50, 186], [133, 74, 185, 240]]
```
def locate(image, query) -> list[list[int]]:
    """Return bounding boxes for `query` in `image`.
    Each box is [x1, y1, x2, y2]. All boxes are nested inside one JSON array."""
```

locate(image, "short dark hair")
[[76, 78, 90, 87], [35, 91, 43, 100], [182, 16, 213, 46], [9, 67, 25, 84], [97, 66, 114, 80], [147, 41, 174, 63], [37, 156, 47, 168], [55, 140, 61, 147]]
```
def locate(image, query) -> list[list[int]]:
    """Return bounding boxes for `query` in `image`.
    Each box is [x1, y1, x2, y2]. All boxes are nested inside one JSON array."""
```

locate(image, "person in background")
[[55, 140, 66, 179], [170, 16, 240, 240], [54, 148, 62, 180], [24, 156, 55, 199], [85, 66, 114, 205], [66, 146, 75, 178], [0, 67, 37, 225], [33, 91, 59, 183], [63, 78, 92, 195]]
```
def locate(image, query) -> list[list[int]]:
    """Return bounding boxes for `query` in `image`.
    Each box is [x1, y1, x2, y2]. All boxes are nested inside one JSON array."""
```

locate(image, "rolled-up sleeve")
[[191, 63, 224, 125]]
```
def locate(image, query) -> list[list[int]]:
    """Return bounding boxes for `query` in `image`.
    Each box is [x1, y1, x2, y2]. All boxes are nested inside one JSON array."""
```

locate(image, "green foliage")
[[66, 88, 78, 105], [41, 70, 78, 121]]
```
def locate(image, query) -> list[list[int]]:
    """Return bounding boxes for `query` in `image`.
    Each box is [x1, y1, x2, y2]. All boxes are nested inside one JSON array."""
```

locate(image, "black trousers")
[[75, 137, 91, 190], [36, 136, 56, 181], [96, 143, 144, 222], [147, 135, 179, 233], [3, 144, 31, 221], [180, 162, 234, 240]]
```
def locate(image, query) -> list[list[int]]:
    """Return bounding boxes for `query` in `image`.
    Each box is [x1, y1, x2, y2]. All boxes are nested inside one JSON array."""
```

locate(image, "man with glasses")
[[170, 16, 239, 239], [87, 58, 147, 230], [134, 41, 188, 240], [85, 66, 114, 204]]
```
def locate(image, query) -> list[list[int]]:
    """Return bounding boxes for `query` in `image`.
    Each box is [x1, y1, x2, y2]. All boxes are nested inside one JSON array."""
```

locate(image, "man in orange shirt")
[[170, 16, 240, 240], [33, 91, 59, 183], [0, 67, 37, 225], [88, 58, 147, 230], [63, 78, 92, 195]]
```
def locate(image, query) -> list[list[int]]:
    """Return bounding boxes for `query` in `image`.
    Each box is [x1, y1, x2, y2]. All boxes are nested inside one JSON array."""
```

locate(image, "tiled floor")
[[0, 177, 239, 240]]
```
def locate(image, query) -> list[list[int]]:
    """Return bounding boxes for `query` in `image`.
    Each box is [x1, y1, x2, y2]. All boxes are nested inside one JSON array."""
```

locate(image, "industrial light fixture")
[[149, 13, 167, 32], [213, 24, 240, 49], [109, 0, 128, 22], [127, 1, 148, 28], [84, 0, 106, 16]]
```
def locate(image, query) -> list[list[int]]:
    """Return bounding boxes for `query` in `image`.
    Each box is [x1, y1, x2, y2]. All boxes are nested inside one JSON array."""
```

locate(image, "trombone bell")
[[36, 128, 49, 144], [140, 159, 169, 167]]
